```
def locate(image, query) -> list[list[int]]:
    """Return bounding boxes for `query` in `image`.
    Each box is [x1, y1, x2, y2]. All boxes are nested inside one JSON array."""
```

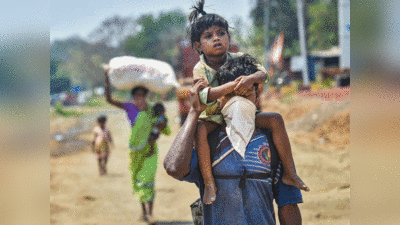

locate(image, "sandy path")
[[51, 99, 349, 224]]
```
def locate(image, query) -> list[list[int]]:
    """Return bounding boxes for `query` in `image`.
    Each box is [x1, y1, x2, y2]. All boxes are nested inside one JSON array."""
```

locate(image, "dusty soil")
[[50, 88, 350, 225]]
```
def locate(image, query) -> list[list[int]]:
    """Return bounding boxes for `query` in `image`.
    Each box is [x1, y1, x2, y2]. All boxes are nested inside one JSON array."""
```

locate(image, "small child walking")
[[92, 115, 113, 176], [188, 0, 309, 204]]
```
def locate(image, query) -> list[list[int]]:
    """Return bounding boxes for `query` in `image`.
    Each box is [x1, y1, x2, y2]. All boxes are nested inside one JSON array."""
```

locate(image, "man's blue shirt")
[[182, 129, 277, 224]]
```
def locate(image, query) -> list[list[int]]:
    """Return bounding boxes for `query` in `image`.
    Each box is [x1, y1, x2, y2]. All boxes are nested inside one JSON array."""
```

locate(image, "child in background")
[[188, 0, 309, 204], [92, 115, 113, 176], [147, 103, 168, 157]]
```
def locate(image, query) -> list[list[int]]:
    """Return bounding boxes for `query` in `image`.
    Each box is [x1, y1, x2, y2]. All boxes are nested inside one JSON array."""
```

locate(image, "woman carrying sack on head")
[[104, 70, 171, 224]]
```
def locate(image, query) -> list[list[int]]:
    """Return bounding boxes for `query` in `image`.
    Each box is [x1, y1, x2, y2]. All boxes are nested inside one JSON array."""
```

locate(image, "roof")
[[310, 46, 341, 58]]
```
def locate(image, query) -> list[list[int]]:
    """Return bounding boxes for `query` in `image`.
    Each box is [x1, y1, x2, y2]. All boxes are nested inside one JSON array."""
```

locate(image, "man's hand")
[[189, 79, 208, 113], [234, 76, 254, 96]]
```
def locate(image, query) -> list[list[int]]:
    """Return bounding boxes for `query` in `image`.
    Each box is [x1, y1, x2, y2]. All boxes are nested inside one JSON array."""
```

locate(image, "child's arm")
[[234, 71, 268, 96], [207, 80, 238, 103]]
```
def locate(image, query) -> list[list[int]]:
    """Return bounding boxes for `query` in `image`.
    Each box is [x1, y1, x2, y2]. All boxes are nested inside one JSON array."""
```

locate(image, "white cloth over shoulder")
[[104, 56, 180, 94], [221, 96, 257, 158]]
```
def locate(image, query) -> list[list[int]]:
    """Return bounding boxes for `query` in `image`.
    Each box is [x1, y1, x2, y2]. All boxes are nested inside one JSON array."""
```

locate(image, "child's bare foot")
[[203, 184, 217, 204], [282, 173, 310, 192]]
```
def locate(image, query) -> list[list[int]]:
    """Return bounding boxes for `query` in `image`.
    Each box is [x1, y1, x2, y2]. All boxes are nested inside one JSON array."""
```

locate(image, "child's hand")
[[234, 76, 254, 96]]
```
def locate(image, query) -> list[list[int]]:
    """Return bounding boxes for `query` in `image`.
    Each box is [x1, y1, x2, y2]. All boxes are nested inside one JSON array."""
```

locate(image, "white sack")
[[105, 56, 180, 94]]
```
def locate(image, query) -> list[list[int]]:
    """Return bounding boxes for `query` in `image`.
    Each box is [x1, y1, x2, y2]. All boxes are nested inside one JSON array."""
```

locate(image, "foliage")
[[307, 0, 338, 50], [88, 15, 138, 48], [85, 96, 103, 107], [279, 85, 298, 104], [50, 77, 71, 94], [50, 36, 123, 90], [249, 0, 300, 57], [50, 58, 71, 94], [50, 58, 61, 78], [123, 11, 186, 66], [321, 78, 334, 89], [249, 0, 339, 57], [54, 104, 83, 117]]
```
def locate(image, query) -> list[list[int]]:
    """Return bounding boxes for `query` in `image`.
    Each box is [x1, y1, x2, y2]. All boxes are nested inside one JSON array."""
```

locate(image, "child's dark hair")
[[131, 86, 149, 97], [187, 0, 230, 53], [216, 54, 260, 90], [153, 103, 165, 117], [97, 115, 107, 123]]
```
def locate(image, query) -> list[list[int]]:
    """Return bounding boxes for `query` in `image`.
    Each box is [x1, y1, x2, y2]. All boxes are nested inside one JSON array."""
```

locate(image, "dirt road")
[[51, 98, 349, 224]]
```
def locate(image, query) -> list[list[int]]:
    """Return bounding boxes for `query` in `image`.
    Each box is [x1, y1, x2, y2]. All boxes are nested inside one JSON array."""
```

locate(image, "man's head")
[[216, 54, 260, 108], [216, 54, 259, 86]]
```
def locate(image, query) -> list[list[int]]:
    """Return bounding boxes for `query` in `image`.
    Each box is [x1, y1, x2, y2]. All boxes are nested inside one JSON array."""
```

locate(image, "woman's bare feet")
[[282, 173, 310, 192], [146, 214, 157, 225], [139, 214, 148, 222], [203, 184, 217, 204]]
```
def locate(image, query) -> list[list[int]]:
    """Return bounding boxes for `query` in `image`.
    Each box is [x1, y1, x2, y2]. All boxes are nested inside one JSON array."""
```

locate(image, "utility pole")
[[296, 0, 310, 88], [263, 0, 270, 72]]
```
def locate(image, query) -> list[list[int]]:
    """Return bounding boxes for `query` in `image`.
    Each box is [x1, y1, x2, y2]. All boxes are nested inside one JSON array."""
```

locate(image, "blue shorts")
[[273, 168, 303, 208]]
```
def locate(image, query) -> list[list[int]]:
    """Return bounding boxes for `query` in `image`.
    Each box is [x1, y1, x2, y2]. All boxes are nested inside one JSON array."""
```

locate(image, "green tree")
[[51, 36, 122, 89], [249, 0, 339, 56], [249, 0, 300, 57], [307, 0, 338, 50], [124, 14, 159, 59], [88, 15, 138, 48], [123, 10, 187, 63], [50, 58, 61, 78]]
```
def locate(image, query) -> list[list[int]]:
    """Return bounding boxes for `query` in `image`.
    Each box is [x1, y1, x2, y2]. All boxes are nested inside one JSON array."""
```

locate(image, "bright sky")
[[50, 0, 255, 43], [1, 0, 49, 45]]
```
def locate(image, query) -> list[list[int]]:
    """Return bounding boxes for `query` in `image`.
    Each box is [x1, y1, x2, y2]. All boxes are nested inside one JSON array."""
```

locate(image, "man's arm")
[[163, 109, 201, 179], [104, 71, 124, 109], [164, 79, 207, 179]]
